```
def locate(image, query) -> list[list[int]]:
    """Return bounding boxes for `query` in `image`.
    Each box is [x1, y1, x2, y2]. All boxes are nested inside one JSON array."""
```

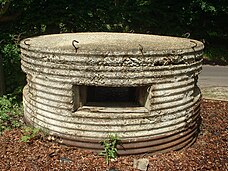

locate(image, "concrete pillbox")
[[20, 32, 204, 155]]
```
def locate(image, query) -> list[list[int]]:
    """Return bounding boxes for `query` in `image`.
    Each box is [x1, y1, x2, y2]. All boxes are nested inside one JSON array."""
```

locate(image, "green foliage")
[[2, 0, 226, 35], [0, 33, 25, 94], [99, 134, 120, 164], [204, 46, 228, 64], [0, 94, 23, 134], [2, 43, 20, 59], [0, 0, 9, 3], [20, 126, 41, 143], [0, 0, 10, 15], [0, 0, 227, 96]]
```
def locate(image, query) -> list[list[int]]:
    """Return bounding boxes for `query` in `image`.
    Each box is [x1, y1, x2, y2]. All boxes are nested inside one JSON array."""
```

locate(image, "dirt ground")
[[0, 99, 227, 171]]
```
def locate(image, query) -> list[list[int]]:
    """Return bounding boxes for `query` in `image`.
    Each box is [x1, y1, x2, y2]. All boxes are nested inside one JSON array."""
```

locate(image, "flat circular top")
[[20, 32, 204, 54]]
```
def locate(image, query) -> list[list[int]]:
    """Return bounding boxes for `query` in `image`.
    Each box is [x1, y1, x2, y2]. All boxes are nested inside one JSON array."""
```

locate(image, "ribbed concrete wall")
[[20, 33, 204, 155]]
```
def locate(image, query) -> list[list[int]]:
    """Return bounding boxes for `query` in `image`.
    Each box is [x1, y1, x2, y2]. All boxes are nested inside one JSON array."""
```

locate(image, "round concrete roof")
[[20, 32, 204, 54]]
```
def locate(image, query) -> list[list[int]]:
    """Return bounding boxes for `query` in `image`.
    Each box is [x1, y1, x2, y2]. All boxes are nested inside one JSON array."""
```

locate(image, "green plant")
[[21, 126, 41, 143], [0, 94, 23, 134], [204, 46, 228, 64], [99, 134, 120, 164], [1, 40, 26, 94]]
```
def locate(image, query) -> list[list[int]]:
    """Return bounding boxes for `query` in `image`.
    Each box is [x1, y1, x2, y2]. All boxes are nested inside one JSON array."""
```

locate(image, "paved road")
[[198, 65, 228, 101], [198, 65, 228, 87]]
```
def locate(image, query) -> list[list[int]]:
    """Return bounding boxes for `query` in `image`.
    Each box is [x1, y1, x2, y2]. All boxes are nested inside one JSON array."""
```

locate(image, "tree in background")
[[0, 53, 5, 96], [0, 0, 227, 94]]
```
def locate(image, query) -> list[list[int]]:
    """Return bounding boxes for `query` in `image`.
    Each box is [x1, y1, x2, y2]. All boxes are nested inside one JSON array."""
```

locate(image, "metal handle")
[[72, 40, 79, 53], [138, 44, 144, 56], [190, 40, 197, 59], [190, 40, 197, 49], [24, 39, 31, 46], [182, 32, 190, 38]]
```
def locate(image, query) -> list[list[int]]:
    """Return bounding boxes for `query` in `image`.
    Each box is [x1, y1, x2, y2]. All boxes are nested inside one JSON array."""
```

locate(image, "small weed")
[[99, 134, 120, 164], [0, 94, 23, 134], [21, 126, 42, 143]]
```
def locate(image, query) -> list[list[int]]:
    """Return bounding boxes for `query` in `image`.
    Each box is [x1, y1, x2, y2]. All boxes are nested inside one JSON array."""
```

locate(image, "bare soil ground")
[[0, 99, 227, 171]]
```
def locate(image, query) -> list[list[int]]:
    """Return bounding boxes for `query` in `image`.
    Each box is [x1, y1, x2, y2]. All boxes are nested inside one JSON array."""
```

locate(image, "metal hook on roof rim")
[[24, 39, 31, 46], [138, 44, 144, 56], [182, 32, 191, 38], [72, 40, 79, 53], [190, 40, 197, 49], [190, 40, 198, 59]]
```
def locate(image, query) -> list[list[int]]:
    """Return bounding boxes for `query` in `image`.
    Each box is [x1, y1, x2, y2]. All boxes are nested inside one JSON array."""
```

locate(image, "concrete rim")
[[20, 32, 204, 55]]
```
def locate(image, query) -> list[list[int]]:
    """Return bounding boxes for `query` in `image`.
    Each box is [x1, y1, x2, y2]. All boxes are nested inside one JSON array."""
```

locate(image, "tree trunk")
[[0, 53, 5, 96]]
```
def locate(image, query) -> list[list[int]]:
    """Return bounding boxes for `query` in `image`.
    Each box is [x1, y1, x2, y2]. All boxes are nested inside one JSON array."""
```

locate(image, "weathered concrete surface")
[[199, 65, 228, 101], [20, 32, 204, 155]]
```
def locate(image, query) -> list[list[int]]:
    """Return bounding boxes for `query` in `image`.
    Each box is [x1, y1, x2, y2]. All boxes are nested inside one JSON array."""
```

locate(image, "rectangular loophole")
[[72, 85, 149, 110]]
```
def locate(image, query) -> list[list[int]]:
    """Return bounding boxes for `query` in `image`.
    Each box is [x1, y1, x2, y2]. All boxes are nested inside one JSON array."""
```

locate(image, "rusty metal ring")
[[72, 40, 79, 53], [190, 40, 197, 59], [182, 32, 191, 38], [24, 39, 31, 46], [138, 44, 144, 56], [190, 40, 197, 49]]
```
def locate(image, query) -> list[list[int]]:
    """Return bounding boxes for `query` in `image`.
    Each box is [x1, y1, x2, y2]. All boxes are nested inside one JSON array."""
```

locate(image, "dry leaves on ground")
[[0, 99, 227, 171]]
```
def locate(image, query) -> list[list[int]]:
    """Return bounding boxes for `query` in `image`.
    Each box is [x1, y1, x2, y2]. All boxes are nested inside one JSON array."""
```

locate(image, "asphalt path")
[[198, 65, 228, 88], [198, 65, 228, 101]]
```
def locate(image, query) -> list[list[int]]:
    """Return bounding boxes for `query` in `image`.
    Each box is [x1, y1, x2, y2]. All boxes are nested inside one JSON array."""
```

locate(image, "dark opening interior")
[[72, 85, 149, 110], [86, 86, 141, 107]]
